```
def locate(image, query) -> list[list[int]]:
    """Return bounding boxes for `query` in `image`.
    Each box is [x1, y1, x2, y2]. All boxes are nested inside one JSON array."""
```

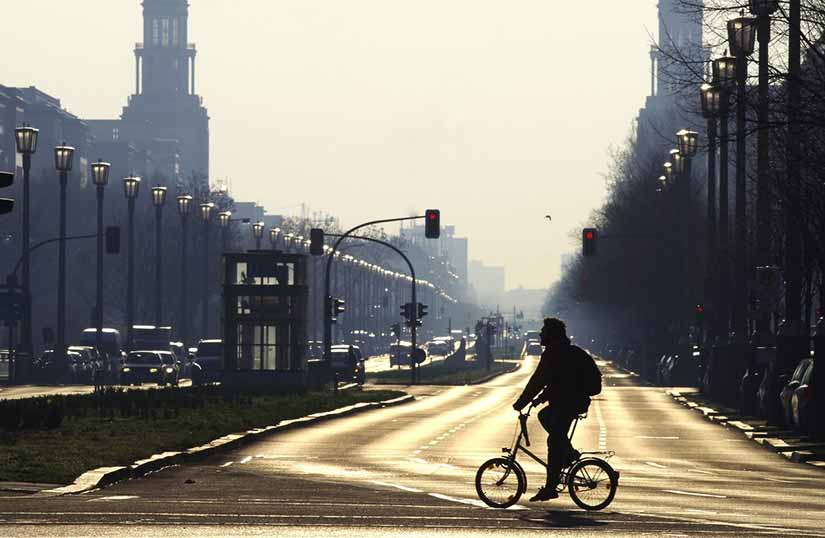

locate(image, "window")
[[172, 18, 179, 46], [112, 127, 119, 141], [161, 18, 170, 47], [152, 19, 159, 45]]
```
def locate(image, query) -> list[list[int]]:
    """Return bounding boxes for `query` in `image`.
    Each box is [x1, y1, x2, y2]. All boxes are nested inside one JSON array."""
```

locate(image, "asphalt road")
[[0, 379, 193, 400], [2, 358, 824, 537]]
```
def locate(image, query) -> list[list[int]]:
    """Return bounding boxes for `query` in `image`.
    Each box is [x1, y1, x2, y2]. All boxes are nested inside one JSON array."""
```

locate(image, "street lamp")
[[728, 11, 757, 342], [200, 201, 214, 338], [151, 186, 168, 326], [218, 211, 232, 252], [269, 227, 281, 251], [123, 176, 141, 348], [252, 221, 264, 250], [14, 124, 38, 377], [663, 161, 673, 182], [712, 54, 737, 89], [177, 194, 193, 347], [90, 159, 110, 372], [750, 0, 779, 347], [700, 84, 724, 340], [676, 130, 699, 159], [54, 143, 75, 366], [669, 149, 685, 174]]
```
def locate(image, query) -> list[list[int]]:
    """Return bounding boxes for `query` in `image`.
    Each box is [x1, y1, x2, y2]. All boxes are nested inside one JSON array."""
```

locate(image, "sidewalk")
[[667, 388, 825, 470]]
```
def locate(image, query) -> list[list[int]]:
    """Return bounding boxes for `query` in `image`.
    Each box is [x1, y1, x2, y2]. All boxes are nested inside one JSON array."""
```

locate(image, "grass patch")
[[368, 358, 517, 385], [0, 388, 403, 485]]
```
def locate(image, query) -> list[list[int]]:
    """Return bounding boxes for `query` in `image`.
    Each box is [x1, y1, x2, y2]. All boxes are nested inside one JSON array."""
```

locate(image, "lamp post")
[[200, 202, 214, 338], [14, 124, 38, 380], [269, 227, 281, 251], [728, 12, 757, 342], [701, 84, 725, 338], [177, 194, 193, 347], [90, 159, 110, 370], [252, 221, 264, 250], [713, 55, 736, 337], [218, 211, 232, 253], [151, 186, 168, 326], [676, 130, 699, 334], [123, 176, 141, 348], [54, 143, 75, 366]]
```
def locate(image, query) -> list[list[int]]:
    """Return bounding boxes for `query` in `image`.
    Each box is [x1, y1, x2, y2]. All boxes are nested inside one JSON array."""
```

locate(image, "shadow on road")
[[520, 509, 610, 529]]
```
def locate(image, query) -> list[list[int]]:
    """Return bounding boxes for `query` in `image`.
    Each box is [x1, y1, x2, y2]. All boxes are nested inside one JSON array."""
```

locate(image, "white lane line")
[[219, 461, 234, 468], [636, 435, 680, 440], [645, 461, 667, 469], [88, 495, 139, 502], [663, 489, 727, 499], [428, 492, 527, 511], [688, 468, 716, 475], [594, 399, 607, 451], [239, 456, 253, 464], [762, 476, 798, 483], [428, 440, 439, 445], [371, 480, 423, 493]]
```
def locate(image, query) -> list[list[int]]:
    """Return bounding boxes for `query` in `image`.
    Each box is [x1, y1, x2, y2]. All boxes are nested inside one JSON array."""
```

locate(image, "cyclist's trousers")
[[537, 406, 577, 487]]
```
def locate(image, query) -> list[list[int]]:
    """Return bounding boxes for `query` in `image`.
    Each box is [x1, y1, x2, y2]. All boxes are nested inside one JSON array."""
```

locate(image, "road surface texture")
[[0, 380, 193, 401], [2, 358, 823, 537]]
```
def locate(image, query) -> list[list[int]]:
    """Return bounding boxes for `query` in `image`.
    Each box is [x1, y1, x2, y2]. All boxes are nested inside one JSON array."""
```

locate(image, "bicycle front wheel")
[[475, 457, 525, 508], [567, 458, 618, 511]]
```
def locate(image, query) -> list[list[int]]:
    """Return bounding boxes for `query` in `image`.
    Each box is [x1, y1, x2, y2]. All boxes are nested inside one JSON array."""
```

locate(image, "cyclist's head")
[[541, 317, 568, 346]]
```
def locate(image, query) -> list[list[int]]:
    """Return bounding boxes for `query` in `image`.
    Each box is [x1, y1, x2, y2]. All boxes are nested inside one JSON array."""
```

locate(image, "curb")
[[369, 361, 520, 387], [39, 393, 415, 496], [666, 389, 825, 471]]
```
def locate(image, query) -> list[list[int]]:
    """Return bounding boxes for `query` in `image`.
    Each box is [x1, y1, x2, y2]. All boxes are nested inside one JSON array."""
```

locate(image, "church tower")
[[122, 0, 209, 182]]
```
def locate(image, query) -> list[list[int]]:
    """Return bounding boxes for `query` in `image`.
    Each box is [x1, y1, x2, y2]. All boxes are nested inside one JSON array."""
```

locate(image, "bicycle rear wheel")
[[567, 458, 618, 511], [475, 457, 525, 508]]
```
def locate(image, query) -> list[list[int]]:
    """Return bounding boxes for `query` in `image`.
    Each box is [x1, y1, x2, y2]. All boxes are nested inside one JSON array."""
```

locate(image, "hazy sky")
[[5, 1, 657, 290]]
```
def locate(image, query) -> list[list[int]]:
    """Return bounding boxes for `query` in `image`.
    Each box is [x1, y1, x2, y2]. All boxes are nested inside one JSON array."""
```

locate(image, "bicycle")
[[475, 402, 619, 510]]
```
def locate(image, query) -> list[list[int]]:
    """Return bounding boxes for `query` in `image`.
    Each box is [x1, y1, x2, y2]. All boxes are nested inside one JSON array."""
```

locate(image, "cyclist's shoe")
[[529, 486, 559, 502]]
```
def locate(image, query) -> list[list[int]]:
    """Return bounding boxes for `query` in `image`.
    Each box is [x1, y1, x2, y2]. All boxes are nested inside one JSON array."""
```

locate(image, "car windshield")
[[330, 351, 353, 364], [159, 353, 175, 365], [197, 342, 222, 356], [128, 353, 161, 365]]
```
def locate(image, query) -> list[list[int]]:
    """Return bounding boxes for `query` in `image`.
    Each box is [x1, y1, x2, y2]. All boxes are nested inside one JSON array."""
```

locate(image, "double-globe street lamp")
[[91, 159, 110, 371], [218, 211, 232, 252], [54, 143, 75, 365], [14, 124, 38, 379], [177, 194, 193, 347], [123, 176, 141, 348], [151, 186, 168, 326]]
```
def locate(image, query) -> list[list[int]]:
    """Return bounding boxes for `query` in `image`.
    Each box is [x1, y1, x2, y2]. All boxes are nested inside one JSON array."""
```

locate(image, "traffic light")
[[310, 228, 324, 256], [425, 209, 440, 239], [390, 322, 401, 338], [327, 296, 346, 323], [405, 318, 422, 328], [417, 302, 428, 319], [400, 302, 413, 321], [105, 226, 120, 254], [0, 172, 14, 215], [695, 304, 705, 325], [582, 228, 597, 257]]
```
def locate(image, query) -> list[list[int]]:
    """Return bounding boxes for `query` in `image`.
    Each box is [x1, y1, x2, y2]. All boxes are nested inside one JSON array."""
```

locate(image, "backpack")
[[576, 347, 602, 396]]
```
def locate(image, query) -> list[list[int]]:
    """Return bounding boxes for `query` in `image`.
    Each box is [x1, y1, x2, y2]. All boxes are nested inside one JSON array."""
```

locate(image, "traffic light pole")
[[325, 230, 421, 384]]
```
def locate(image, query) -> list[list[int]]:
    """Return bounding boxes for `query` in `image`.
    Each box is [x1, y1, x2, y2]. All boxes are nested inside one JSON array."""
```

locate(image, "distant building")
[[469, 260, 505, 309], [400, 222, 468, 282], [88, 0, 209, 188]]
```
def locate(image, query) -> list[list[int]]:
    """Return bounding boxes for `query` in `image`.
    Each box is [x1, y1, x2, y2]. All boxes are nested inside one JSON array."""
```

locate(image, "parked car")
[[80, 328, 126, 376], [427, 339, 452, 356], [170, 341, 190, 379], [34, 350, 78, 383], [157, 351, 180, 386], [192, 339, 223, 385], [780, 358, 812, 427], [68, 346, 101, 383], [389, 341, 416, 367], [791, 362, 814, 432], [329, 345, 366, 384], [121, 351, 165, 385]]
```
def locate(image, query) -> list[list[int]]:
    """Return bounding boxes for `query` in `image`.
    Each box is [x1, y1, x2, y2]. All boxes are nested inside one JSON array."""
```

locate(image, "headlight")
[[122, 367, 131, 373], [149, 368, 158, 373], [165, 367, 174, 374], [354, 368, 360, 373]]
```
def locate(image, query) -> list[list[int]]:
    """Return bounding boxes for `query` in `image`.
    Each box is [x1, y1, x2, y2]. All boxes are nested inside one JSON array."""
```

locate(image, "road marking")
[[645, 461, 667, 469], [370, 480, 423, 493], [219, 461, 234, 468], [594, 399, 608, 451], [239, 456, 253, 464], [428, 492, 527, 511], [662, 489, 727, 499], [636, 435, 680, 440], [87, 495, 138, 502], [688, 468, 716, 475]]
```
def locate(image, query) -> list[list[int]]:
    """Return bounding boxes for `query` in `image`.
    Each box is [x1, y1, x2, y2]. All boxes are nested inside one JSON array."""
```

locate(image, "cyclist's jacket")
[[514, 340, 598, 413]]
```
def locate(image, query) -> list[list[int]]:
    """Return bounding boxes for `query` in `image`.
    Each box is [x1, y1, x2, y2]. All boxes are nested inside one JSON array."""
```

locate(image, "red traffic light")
[[425, 209, 440, 239], [582, 228, 597, 256], [695, 304, 705, 313]]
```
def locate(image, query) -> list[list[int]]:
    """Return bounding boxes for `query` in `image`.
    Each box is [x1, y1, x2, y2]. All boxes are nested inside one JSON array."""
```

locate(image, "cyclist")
[[512, 317, 601, 501]]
